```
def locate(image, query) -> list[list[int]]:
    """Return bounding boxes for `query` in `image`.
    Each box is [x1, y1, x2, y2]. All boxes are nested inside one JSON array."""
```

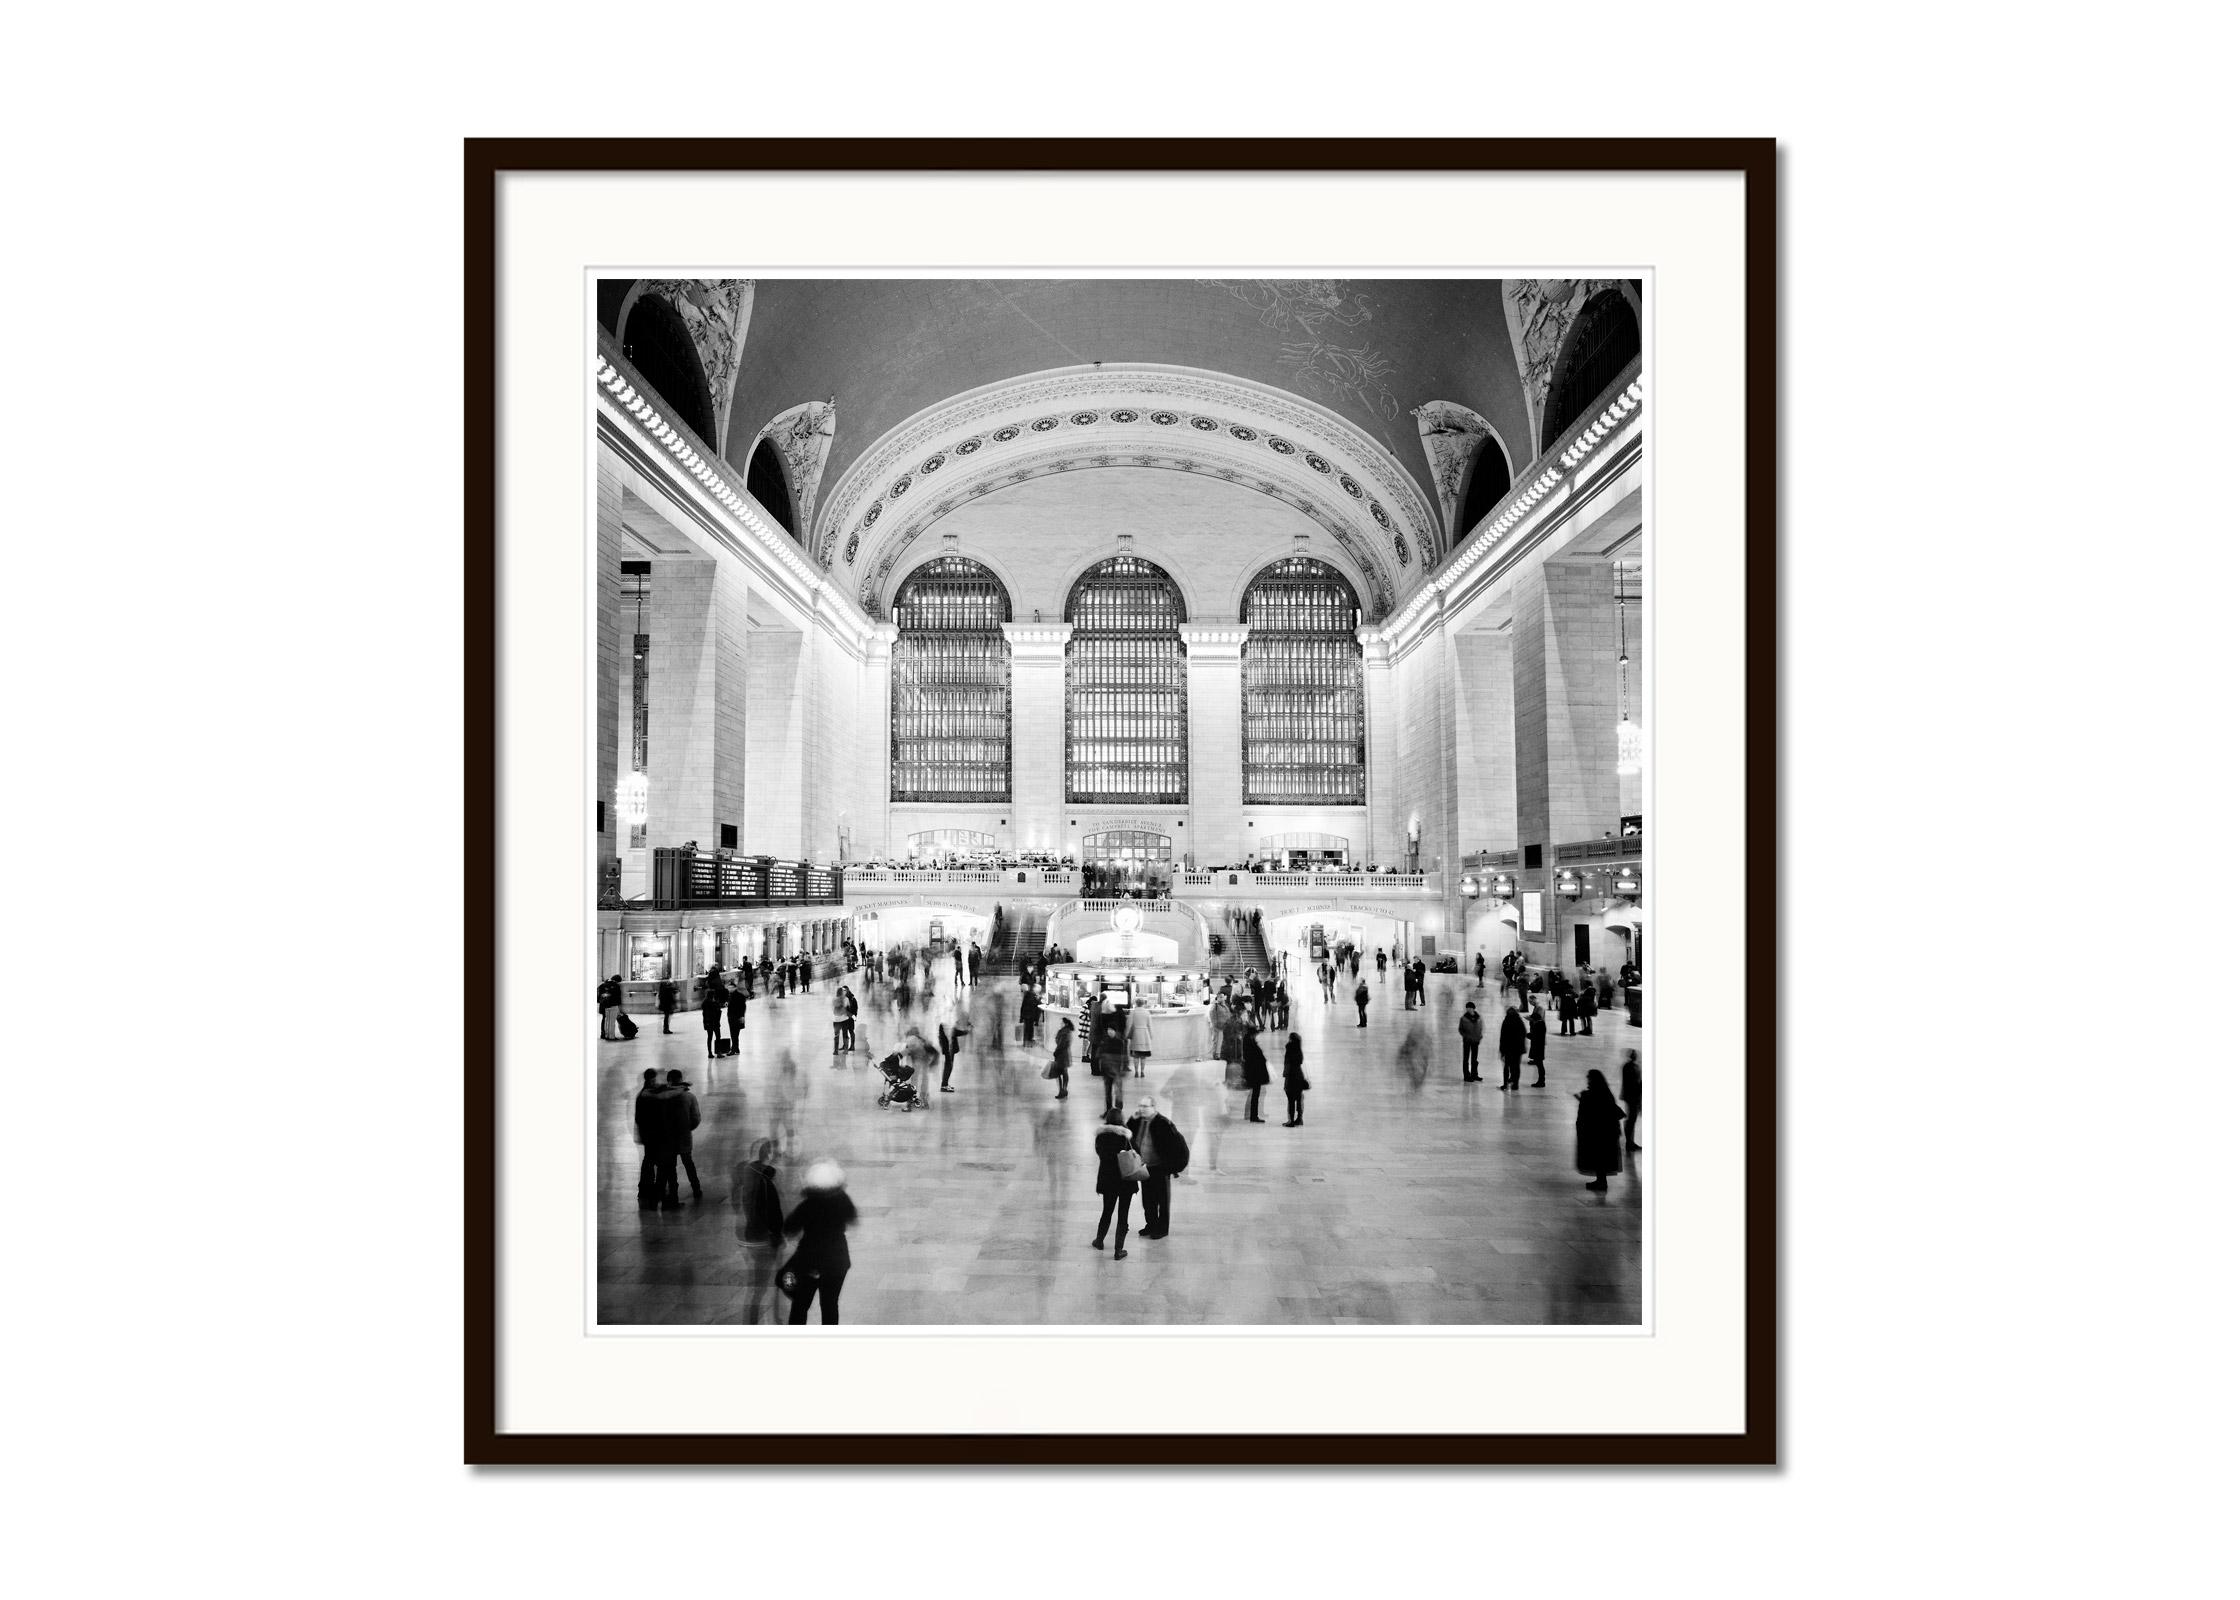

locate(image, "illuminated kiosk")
[[1045, 903, 1218, 1065]]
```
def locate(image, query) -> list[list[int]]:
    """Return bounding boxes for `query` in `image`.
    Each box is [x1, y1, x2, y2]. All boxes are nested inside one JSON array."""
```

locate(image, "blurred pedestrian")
[[1127, 1000, 1153, 1077], [1575, 1070, 1623, 1193], [1091, 1109, 1139, 1259], [1557, 984, 1578, 1037], [730, 1138, 784, 1324], [1281, 1033, 1310, 1126], [656, 977, 677, 1034], [726, 981, 747, 1055], [597, 974, 626, 1042], [1474, 950, 1486, 988], [1620, 1048, 1643, 1151], [1528, 1002, 1548, 1086], [1577, 980, 1597, 1037], [780, 1160, 857, 1324], [1354, 976, 1370, 1027], [831, 985, 851, 1054]]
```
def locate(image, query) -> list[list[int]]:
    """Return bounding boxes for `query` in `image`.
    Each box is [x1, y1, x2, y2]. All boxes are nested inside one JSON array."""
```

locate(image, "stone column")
[[1452, 627, 1518, 853], [861, 622, 897, 859], [1003, 622, 1072, 856], [1511, 559, 1621, 958], [1179, 624, 1250, 867], [738, 628, 807, 858], [1359, 630, 1399, 867]]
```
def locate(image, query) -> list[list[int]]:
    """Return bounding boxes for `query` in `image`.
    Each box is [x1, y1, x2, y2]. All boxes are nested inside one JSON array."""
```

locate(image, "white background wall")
[[6, 12, 2228, 1600]]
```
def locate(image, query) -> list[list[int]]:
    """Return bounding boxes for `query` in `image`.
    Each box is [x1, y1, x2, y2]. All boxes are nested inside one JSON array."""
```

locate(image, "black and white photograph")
[[591, 275, 1650, 1327]]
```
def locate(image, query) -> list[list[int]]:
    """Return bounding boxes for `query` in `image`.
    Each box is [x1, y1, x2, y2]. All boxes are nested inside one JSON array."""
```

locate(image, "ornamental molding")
[[1371, 364, 1645, 655], [1411, 400, 1502, 542], [853, 438, 1399, 619], [815, 365, 1440, 594]]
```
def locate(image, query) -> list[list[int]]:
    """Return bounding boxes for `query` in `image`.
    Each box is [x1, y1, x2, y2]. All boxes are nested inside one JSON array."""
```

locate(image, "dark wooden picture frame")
[[467, 137, 1776, 1466]]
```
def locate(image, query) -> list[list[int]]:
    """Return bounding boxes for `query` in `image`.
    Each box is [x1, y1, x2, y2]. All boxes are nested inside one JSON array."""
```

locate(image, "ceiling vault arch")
[[814, 365, 1441, 620]]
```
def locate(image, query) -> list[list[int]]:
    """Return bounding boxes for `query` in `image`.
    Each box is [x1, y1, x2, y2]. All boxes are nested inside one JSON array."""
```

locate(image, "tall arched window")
[[746, 437, 796, 538], [890, 557, 1012, 802], [621, 294, 716, 445], [1455, 436, 1513, 537], [1066, 556, 1188, 804], [1542, 289, 1640, 452], [1240, 557, 1364, 805]]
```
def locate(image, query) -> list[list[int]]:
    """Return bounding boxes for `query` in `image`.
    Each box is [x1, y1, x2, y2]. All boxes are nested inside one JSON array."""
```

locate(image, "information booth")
[[1043, 962, 1218, 1066]]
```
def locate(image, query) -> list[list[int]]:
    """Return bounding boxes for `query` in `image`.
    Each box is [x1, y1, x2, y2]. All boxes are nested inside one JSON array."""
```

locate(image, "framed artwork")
[[469, 138, 1775, 1464]]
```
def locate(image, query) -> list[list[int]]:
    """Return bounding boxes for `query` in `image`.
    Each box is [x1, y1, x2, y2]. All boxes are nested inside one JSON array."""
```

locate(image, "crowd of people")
[[843, 850, 1074, 873], [611, 924, 1645, 1322]]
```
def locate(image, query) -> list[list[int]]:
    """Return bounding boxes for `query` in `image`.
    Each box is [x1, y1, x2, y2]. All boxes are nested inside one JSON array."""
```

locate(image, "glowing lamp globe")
[[1616, 716, 1645, 776]]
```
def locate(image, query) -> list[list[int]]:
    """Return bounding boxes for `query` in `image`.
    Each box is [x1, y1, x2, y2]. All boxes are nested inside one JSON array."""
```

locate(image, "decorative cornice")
[[855, 437, 1398, 620], [593, 338, 878, 657], [1178, 624, 1252, 658], [1369, 363, 1644, 654]]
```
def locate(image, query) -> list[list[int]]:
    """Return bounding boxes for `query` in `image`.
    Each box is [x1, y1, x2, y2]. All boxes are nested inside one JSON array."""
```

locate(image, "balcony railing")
[[1176, 869, 1437, 894], [843, 865, 1078, 889], [1554, 835, 1643, 865], [603, 849, 846, 910]]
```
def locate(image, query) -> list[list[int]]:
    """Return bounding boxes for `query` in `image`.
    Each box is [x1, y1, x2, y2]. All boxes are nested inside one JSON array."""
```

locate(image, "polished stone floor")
[[596, 968, 1642, 1326]]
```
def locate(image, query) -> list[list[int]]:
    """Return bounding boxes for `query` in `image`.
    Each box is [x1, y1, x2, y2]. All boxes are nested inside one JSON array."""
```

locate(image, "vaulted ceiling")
[[598, 276, 1639, 617]]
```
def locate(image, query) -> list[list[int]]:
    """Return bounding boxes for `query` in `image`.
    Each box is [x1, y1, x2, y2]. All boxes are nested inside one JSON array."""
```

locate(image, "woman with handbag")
[[1091, 1108, 1141, 1259], [1046, 1016, 1073, 1100]]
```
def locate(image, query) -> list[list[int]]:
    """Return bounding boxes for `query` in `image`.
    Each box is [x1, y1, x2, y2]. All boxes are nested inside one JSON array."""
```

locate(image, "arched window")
[[1239, 557, 1364, 805], [1066, 556, 1188, 804], [621, 294, 716, 445], [890, 557, 1012, 803], [1455, 436, 1512, 537], [746, 437, 795, 538], [1542, 289, 1640, 452]]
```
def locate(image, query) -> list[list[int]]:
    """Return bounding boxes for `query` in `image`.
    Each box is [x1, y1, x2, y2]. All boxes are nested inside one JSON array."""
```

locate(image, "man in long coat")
[[1497, 1005, 1529, 1091]]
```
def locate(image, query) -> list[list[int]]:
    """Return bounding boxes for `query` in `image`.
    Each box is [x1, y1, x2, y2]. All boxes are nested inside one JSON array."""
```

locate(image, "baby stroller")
[[876, 1051, 924, 1111]]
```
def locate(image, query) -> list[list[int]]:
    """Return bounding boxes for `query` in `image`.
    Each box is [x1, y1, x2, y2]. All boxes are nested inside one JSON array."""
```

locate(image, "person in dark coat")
[[780, 1160, 857, 1324], [700, 982, 725, 1058], [1497, 1005, 1528, 1091], [1527, 1002, 1549, 1086], [631, 1068, 661, 1207], [1575, 1069, 1624, 1192], [1280, 1034, 1310, 1126], [1457, 1001, 1485, 1081], [1557, 985, 1578, 1037], [1094, 1010, 1130, 1112], [725, 982, 748, 1054], [1597, 968, 1616, 1009], [597, 975, 624, 1042], [1240, 1028, 1271, 1122], [1475, 950, 1486, 988], [1019, 985, 1042, 1047], [1353, 977, 1370, 1027], [1126, 1097, 1188, 1238], [1577, 981, 1597, 1037], [1619, 1048, 1643, 1151], [656, 977, 678, 1033], [664, 1069, 704, 1202], [1049, 1016, 1074, 1100], [636, 1075, 690, 1208], [1091, 1109, 1139, 1258], [739, 957, 755, 999]]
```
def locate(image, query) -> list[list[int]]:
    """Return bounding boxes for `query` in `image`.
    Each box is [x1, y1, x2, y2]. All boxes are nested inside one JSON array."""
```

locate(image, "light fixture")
[[1461, 875, 1481, 900], [1555, 868, 1584, 900], [1615, 561, 1643, 776], [1491, 873, 1516, 898]]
